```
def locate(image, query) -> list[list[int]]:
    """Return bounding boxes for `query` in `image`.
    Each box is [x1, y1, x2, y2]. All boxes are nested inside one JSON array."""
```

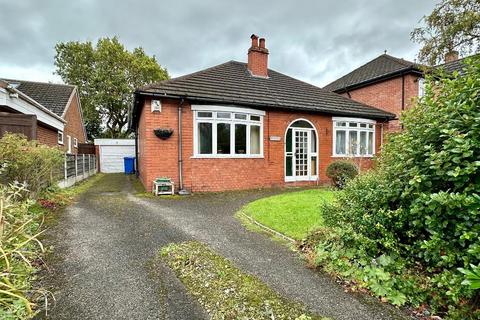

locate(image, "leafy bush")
[[307, 57, 480, 319], [0, 133, 63, 197], [325, 160, 358, 188]]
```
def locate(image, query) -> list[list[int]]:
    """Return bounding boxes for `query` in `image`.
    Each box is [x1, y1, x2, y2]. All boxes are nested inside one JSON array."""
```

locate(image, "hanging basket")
[[153, 128, 174, 140]]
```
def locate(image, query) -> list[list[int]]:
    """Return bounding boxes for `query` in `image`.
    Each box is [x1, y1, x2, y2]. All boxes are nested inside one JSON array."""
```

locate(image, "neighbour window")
[[58, 131, 64, 145], [74, 138, 78, 148], [418, 78, 425, 97], [67, 135, 72, 154], [333, 118, 375, 157], [194, 106, 264, 157]]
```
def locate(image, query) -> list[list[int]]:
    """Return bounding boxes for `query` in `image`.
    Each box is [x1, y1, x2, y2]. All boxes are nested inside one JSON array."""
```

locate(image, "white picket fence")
[[58, 153, 97, 188]]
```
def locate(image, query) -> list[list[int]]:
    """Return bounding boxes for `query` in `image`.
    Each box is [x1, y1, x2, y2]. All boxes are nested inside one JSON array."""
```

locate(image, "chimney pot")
[[445, 50, 459, 63], [250, 34, 259, 48], [259, 38, 265, 48]]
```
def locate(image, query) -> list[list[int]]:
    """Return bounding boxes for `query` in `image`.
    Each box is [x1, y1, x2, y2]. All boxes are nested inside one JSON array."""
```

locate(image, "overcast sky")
[[0, 0, 436, 87]]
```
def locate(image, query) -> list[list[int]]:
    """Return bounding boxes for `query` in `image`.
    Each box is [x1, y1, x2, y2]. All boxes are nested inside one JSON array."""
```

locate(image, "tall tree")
[[411, 0, 480, 65], [55, 37, 169, 139]]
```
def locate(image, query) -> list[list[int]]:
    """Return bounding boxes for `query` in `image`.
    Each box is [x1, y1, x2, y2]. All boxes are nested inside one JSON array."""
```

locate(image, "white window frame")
[[191, 105, 264, 158], [332, 117, 376, 157], [73, 137, 78, 148], [418, 77, 425, 97], [58, 131, 64, 145], [67, 135, 72, 154]]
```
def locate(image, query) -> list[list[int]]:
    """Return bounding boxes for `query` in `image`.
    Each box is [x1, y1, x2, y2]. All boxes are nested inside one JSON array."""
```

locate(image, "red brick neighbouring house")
[[130, 35, 395, 193], [0, 79, 87, 153], [324, 52, 473, 132]]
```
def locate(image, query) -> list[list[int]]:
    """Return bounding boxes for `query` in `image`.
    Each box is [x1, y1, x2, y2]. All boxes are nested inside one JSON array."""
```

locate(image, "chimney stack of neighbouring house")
[[445, 50, 459, 63], [247, 34, 269, 77]]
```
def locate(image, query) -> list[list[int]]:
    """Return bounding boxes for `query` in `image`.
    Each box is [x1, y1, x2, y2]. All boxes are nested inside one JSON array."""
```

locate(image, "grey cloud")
[[0, 0, 436, 86]]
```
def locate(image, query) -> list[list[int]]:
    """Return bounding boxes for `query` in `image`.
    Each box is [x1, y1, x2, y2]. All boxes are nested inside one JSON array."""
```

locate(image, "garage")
[[94, 139, 135, 173]]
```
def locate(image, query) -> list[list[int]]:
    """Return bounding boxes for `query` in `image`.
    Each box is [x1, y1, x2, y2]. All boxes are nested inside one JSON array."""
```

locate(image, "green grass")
[[160, 241, 329, 320], [241, 188, 336, 240]]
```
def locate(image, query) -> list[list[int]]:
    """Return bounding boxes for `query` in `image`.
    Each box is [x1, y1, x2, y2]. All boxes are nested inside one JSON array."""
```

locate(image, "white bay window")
[[333, 117, 376, 157], [193, 105, 264, 158]]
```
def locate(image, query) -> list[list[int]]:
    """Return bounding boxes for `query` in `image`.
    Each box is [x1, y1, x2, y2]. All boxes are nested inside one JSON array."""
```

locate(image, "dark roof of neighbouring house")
[[133, 60, 394, 126], [324, 54, 423, 92], [1, 79, 76, 117], [325, 53, 479, 93], [435, 54, 479, 74]]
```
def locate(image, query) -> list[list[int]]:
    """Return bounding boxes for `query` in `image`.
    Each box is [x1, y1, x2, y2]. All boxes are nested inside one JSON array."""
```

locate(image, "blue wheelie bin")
[[124, 157, 135, 174]]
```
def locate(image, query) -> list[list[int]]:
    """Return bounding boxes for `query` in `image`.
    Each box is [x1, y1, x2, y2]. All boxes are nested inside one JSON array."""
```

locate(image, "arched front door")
[[285, 119, 318, 182]]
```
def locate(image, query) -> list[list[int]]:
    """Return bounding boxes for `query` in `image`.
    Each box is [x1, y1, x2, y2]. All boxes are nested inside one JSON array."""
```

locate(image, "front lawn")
[[241, 188, 335, 240]]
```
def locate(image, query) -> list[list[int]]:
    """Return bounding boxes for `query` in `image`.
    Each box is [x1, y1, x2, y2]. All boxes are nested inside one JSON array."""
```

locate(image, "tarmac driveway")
[[40, 174, 407, 320]]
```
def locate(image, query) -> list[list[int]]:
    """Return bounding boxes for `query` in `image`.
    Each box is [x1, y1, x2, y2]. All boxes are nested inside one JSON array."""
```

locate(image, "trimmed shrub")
[[326, 160, 358, 188], [308, 56, 480, 319], [0, 133, 63, 196]]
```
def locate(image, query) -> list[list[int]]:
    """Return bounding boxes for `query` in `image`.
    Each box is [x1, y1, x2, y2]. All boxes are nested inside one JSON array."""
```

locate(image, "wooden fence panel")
[[0, 113, 37, 140]]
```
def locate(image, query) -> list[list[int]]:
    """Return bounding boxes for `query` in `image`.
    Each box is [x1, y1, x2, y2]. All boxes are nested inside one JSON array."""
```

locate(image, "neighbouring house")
[[324, 51, 474, 131], [130, 35, 395, 193], [0, 79, 87, 153]]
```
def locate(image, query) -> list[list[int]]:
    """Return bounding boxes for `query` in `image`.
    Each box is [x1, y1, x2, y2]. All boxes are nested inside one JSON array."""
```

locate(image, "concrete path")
[[40, 174, 408, 320]]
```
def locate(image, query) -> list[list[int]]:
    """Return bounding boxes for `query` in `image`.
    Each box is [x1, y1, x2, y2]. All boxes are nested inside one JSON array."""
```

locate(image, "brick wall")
[[137, 98, 384, 192], [341, 74, 419, 131], [37, 124, 58, 147], [62, 91, 86, 154]]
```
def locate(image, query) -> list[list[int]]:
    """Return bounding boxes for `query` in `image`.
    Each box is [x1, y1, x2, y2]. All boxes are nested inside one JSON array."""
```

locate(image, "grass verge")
[[240, 188, 335, 240], [160, 241, 329, 320]]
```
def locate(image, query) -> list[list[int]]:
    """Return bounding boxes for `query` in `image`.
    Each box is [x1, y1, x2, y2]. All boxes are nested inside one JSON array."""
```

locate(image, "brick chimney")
[[247, 34, 269, 77], [445, 50, 459, 63]]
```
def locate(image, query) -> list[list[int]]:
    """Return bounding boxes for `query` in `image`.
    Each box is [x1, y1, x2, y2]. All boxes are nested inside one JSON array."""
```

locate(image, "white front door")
[[293, 129, 309, 180], [285, 120, 318, 182]]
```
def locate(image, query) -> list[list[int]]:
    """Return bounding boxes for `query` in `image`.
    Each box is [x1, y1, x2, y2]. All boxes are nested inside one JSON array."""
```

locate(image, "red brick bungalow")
[[130, 35, 395, 193], [324, 52, 472, 131], [0, 79, 87, 153]]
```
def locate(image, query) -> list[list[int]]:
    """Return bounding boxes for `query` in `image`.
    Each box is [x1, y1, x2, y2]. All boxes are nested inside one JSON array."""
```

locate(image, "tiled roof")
[[136, 61, 394, 120], [435, 54, 479, 74], [1, 79, 75, 117], [324, 54, 421, 92]]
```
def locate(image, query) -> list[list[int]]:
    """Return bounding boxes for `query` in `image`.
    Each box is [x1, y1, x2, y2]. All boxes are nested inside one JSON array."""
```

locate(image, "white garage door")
[[95, 139, 135, 173]]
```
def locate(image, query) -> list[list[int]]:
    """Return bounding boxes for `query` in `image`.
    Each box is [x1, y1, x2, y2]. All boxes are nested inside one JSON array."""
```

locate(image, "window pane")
[[286, 129, 292, 153], [335, 130, 346, 155], [235, 124, 247, 154], [368, 124, 374, 129], [311, 131, 316, 152], [336, 122, 346, 127], [250, 125, 261, 154], [198, 123, 212, 154], [349, 131, 358, 155], [360, 131, 367, 155], [250, 115, 261, 121], [286, 156, 293, 176], [235, 113, 247, 120], [349, 122, 358, 127], [217, 112, 231, 119], [311, 156, 317, 176], [360, 123, 367, 128], [368, 132, 374, 154], [217, 123, 231, 154], [291, 120, 313, 128], [198, 111, 212, 118]]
